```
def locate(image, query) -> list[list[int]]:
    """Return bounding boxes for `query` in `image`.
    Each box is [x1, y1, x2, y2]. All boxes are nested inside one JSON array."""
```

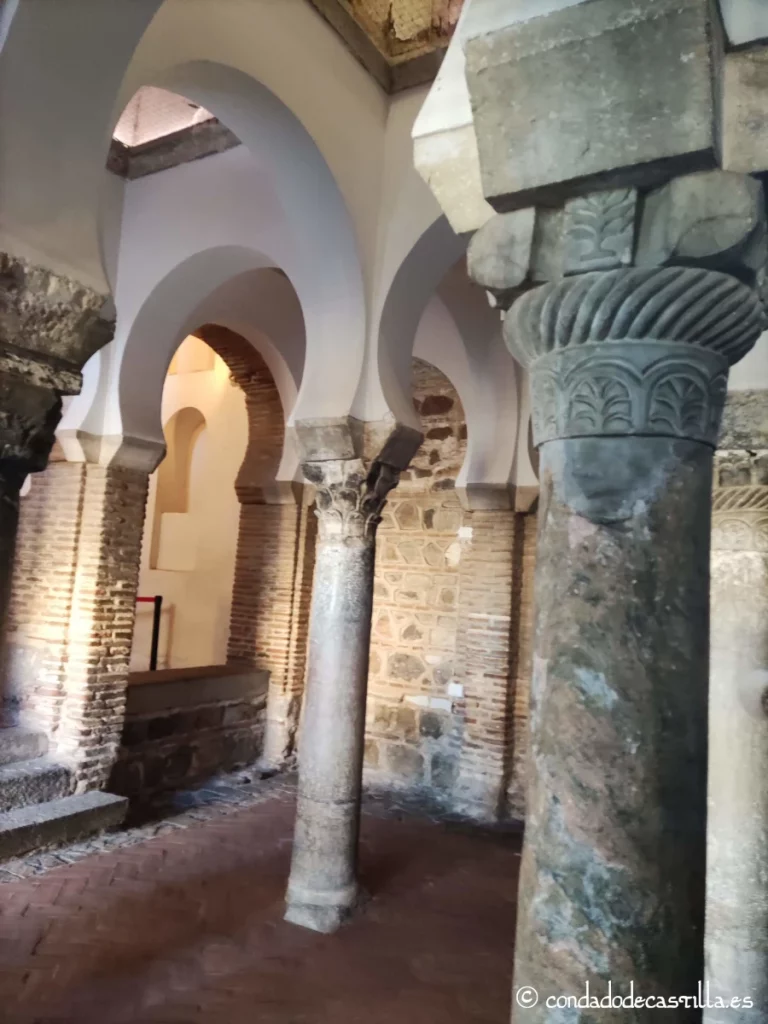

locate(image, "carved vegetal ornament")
[[713, 452, 768, 552], [469, 173, 768, 448], [510, 266, 760, 447], [303, 458, 400, 542]]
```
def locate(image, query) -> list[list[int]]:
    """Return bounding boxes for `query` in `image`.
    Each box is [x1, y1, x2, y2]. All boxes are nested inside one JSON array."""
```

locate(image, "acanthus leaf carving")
[[648, 375, 709, 438], [305, 458, 400, 542], [563, 188, 638, 275], [529, 344, 728, 446], [567, 375, 633, 435]]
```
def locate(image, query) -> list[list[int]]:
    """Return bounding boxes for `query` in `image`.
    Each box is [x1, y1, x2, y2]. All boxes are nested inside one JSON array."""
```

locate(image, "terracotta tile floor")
[[0, 787, 520, 1023]]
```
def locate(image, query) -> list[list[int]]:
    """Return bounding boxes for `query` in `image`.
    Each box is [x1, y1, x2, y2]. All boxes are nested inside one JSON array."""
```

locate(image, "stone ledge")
[[0, 727, 48, 767], [125, 667, 268, 716], [0, 791, 127, 861], [0, 758, 71, 813]]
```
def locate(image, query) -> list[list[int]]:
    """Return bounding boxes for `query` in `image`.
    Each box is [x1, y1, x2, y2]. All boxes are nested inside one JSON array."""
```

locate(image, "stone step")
[[0, 758, 71, 813], [0, 727, 48, 767], [0, 791, 128, 861]]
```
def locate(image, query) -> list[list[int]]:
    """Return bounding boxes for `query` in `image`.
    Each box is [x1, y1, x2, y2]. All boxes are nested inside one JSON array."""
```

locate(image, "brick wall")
[[507, 513, 536, 818], [198, 325, 317, 767], [453, 508, 520, 819], [228, 501, 315, 764], [7, 460, 150, 789], [6, 462, 86, 737]]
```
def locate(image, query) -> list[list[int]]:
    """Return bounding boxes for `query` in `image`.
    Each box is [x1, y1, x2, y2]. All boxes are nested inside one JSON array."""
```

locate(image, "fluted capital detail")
[[303, 458, 400, 542], [506, 267, 764, 368], [507, 267, 765, 447]]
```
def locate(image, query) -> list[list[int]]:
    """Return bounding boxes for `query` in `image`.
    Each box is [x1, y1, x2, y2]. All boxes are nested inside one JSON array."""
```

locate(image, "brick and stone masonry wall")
[[110, 668, 268, 801], [228, 501, 315, 765], [198, 326, 317, 768], [6, 459, 150, 790], [6, 324, 305, 795], [363, 358, 537, 818]]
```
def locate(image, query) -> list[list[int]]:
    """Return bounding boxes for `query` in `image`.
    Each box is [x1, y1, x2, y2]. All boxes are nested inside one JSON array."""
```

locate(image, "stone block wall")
[[109, 667, 268, 801], [6, 460, 150, 789], [364, 358, 538, 819], [366, 487, 464, 795]]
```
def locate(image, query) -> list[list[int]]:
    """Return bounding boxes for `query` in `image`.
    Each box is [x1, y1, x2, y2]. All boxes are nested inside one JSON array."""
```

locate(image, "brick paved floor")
[[0, 785, 520, 1023]]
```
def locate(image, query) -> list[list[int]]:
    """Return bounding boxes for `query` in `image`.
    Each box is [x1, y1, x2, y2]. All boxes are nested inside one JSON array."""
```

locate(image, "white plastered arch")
[[358, 215, 468, 429], [61, 248, 306, 488], [0, 0, 165, 290], [131, 61, 366, 423], [412, 260, 531, 505]]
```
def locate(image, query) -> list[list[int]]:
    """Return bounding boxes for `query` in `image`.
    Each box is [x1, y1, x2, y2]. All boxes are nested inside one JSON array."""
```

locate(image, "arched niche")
[[151, 406, 206, 571]]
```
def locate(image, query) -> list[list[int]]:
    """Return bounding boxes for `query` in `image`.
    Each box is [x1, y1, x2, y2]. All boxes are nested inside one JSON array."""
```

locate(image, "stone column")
[[0, 255, 113, 673], [503, 264, 765, 1015], [285, 421, 419, 933], [706, 392, 768, 1021], [467, 170, 767, 1016]]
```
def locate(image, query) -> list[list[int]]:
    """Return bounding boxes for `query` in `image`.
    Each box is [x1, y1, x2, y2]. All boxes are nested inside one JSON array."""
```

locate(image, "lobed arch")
[[74, 249, 305, 492], [358, 215, 467, 429], [122, 61, 367, 423]]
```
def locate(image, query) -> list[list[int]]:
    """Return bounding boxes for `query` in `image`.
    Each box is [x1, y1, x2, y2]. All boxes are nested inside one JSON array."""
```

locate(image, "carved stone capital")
[[0, 254, 114, 374], [0, 254, 116, 478], [506, 267, 764, 447], [303, 458, 400, 543], [0, 373, 62, 478]]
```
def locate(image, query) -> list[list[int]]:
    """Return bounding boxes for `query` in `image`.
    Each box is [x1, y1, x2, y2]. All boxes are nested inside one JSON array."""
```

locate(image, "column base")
[[284, 882, 366, 934]]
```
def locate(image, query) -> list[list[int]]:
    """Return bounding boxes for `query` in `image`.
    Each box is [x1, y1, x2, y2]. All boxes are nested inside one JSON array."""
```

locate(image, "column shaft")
[[706, 441, 768, 1020], [495, 265, 765, 1023], [516, 437, 710, 1014], [285, 535, 374, 931], [285, 456, 401, 933]]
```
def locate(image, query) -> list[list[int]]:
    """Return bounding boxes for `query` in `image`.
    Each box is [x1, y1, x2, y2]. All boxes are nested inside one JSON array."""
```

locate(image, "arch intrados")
[[112, 61, 366, 424], [119, 246, 291, 441], [372, 215, 468, 428]]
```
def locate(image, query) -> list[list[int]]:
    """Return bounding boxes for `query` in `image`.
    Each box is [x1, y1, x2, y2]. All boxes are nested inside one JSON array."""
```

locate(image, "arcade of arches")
[[0, 0, 767, 1021]]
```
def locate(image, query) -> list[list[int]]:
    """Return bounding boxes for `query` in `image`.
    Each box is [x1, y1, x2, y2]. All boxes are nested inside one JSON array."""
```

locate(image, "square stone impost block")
[[465, 0, 724, 211], [722, 47, 768, 174]]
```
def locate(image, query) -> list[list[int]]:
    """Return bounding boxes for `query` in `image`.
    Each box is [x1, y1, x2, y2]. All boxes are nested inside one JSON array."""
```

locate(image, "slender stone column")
[[501, 267, 764, 1017], [285, 455, 404, 933], [706, 393, 768, 1021]]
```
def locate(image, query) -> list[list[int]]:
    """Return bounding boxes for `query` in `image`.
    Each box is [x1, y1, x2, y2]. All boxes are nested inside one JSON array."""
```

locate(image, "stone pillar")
[[706, 392, 768, 1021], [467, 170, 766, 1015], [285, 420, 420, 933], [0, 255, 113, 678]]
